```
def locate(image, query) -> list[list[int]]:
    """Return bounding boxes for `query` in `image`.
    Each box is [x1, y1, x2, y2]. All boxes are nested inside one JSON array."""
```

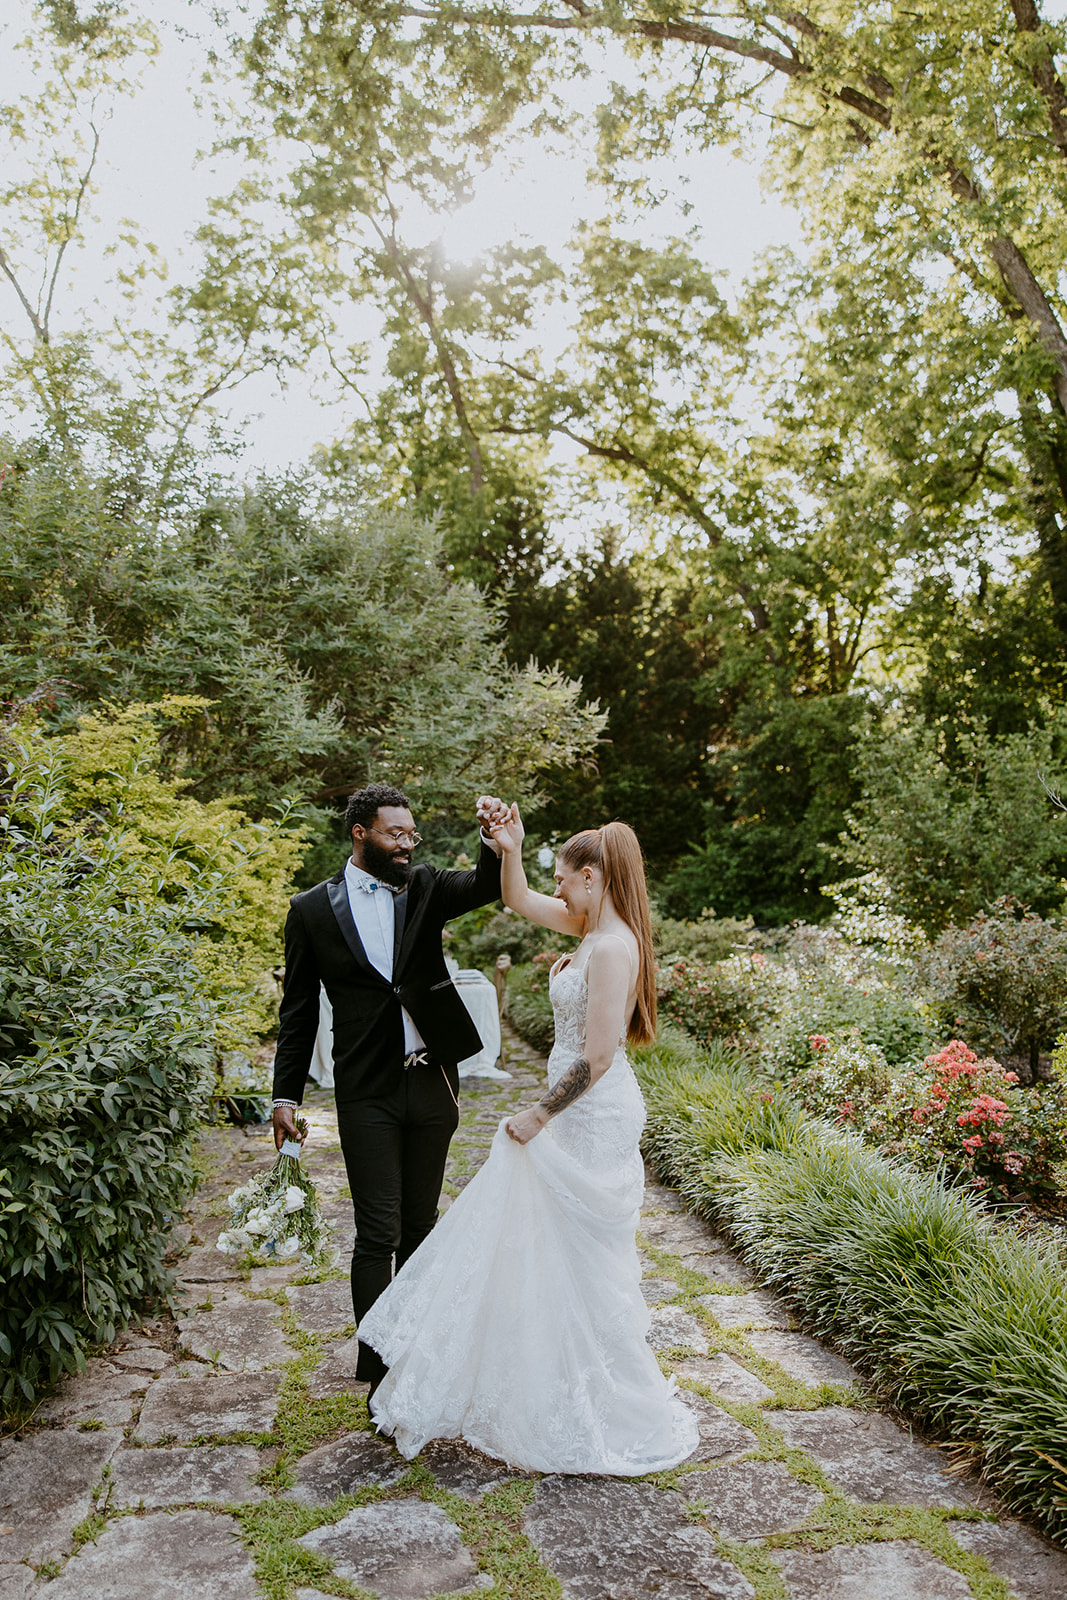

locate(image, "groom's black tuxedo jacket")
[[271, 841, 502, 1106]]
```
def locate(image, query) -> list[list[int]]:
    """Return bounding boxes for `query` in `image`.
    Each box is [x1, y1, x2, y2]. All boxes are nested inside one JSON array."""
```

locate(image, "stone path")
[[3, 1029, 1067, 1600]]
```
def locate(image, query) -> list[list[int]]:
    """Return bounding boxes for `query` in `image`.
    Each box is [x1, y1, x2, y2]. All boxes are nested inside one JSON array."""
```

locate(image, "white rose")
[[244, 1210, 269, 1235], [276, 1236, 300, 1257], [283, 1185, 306, 1213], [215, 1233, 237, 1255]]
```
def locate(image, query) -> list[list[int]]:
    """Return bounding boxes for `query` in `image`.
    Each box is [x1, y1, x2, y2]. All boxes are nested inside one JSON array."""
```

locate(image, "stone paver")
[[42, 1509, 260, 1599], [297, 1500, 487, 1599], [773, 1407, 976, 1508], [675, 1352, 774, 1403], [305, 1335, 366, 1397], [176, 1296, 290, 1371], [135, 1364, 283, 1442], [107, 1445, 266, 1507], [700, 1289, 794, 1331], [680, 1459, 823, 1540], [526, 1476, 755, 1600], [774, 1539, 973, 1598], [15, 1026, 1066, 1600], [420, 1438, 532, 1499], [0, 1565, 36, 1599], [0, 1427, 122, 1563], [949, 1517, 1067, 1599], [286, 1279, 354, 1334], [678, 1391, 759, 1462], [37, 1358, 151, 1427], [647, 1304, 711, 1354], [745, 1328, 860, 1387], [286, 1432, 408, 1504], [174, 1246, 243, 1285], [641, 1275, 680, 1304]]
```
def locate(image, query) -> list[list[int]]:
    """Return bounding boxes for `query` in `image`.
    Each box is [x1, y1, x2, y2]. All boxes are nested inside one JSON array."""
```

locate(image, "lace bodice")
[[546, 962, 646, 1178]]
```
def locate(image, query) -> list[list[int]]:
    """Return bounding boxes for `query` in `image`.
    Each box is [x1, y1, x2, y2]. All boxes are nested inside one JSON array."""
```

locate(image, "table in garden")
[[309, 969, 508, 1087]]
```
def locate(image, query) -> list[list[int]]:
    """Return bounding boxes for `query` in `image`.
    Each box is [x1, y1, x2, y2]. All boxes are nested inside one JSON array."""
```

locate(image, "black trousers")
[[335, 1055, 460, 1383]]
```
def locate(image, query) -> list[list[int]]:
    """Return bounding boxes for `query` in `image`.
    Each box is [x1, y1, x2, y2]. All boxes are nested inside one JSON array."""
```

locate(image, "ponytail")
[[558, 822, 657, 1045]]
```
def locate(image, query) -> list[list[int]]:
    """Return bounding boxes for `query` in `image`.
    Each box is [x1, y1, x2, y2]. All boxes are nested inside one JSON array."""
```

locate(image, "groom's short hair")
[[344, 783, 412, 835]]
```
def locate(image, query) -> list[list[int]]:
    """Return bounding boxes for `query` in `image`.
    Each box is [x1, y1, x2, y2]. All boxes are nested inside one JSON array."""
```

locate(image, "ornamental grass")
[[634, 1026, 1067, 1544]]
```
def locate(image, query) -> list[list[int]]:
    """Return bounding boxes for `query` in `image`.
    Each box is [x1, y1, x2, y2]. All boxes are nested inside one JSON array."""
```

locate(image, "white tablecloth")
[[308, 972, 508, 1088]]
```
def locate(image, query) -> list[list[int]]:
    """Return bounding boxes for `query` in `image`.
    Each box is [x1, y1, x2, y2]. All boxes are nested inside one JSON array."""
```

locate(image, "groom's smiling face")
[[353, 805, 417, 888]]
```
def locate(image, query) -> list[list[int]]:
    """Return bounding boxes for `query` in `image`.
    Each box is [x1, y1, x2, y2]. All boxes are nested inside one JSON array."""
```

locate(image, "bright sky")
[[0, 0, 802, 475]]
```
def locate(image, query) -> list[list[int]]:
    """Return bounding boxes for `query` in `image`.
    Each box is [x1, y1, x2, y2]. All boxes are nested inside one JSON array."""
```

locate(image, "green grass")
[[634, 1026, 1067, 1545]]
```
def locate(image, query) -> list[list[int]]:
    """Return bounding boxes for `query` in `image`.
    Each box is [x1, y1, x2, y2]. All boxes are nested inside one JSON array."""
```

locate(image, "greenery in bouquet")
[[217, 1127, 332, 1263]]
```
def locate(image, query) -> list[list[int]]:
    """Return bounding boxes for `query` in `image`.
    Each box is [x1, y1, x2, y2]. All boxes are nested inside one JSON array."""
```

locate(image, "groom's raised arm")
[[429, 795, 505, 922]]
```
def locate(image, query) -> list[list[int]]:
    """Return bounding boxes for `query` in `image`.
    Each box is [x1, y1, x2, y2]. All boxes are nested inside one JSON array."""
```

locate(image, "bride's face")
[[553, 859, 593, 913]]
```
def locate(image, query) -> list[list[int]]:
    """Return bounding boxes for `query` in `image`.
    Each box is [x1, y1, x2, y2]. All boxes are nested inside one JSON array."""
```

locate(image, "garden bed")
[[633, 1026, 1067, 1545]]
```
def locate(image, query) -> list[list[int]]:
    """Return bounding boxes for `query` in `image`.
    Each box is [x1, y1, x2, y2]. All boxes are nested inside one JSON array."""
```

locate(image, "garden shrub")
[[651, 908, 754, 965], [502, 960, 557, 1055], [635, 1037, 1067, 1544], [790, 1035, 1067, 1200], [920, 898, 1067, 1080], [0, 731, 215, 1402], [658, 952, 789, 1048], [54, 697, 306, 1044]]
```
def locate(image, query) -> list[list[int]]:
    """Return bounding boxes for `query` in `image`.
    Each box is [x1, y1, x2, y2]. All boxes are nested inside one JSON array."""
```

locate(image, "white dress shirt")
[[344, 857, 426, 1053]]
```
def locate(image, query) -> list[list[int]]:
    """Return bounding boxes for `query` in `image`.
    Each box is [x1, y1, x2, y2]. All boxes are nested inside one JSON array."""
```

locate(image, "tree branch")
[[1010, 0, 1067, 162], [0, 246, 46, 343], [42, 118, 101, 342]]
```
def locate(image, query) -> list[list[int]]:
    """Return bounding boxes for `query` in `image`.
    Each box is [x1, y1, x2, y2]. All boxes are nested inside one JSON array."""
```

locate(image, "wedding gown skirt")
[[359, 964, 699, 1474]]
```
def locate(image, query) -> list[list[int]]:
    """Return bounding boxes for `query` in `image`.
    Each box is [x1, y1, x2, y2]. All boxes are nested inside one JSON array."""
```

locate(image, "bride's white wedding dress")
[[359, 961, 699, 1474]]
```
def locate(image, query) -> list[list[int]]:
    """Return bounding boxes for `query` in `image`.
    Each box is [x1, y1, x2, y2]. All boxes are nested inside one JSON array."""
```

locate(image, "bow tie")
[[354, 876, 399, 895]]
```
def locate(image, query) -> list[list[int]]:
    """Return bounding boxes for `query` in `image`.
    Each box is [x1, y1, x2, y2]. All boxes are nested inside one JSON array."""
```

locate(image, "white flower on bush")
[[283, 1185, 306, 1213]]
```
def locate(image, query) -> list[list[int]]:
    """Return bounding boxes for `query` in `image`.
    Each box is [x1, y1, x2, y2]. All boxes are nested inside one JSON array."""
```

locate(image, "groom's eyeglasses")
[[368, 827, 422, 847]]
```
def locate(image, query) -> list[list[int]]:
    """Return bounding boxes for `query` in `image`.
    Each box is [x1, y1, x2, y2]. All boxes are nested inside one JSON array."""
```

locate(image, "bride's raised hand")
[[490, 801, 525, 854]]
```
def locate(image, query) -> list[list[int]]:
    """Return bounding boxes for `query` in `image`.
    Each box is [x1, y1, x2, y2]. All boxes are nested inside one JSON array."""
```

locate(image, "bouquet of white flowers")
[[216, 1127, 333, 1264]]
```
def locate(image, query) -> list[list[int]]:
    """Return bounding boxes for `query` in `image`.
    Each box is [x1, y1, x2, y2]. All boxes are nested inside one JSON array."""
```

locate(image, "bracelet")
[[271, 1098, 299, 1110]]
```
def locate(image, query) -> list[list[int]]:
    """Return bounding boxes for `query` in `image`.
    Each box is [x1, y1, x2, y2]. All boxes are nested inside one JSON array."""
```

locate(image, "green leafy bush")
[[661, 927, 929, 1070], [503, 961, 557, 1056], [658, 952, 789, 1048], [0, 731, 215, 1402], [635, 1036, 1067, 1544], [920, 899, 1067, 1081], [652, 908, 754, 965], [838, 715, 1067, 934], [53, 696, 305, 1043]]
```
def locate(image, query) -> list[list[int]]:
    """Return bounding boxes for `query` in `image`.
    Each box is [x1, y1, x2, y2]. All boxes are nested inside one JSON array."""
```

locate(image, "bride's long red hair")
[[558, 821, 657, 1045]]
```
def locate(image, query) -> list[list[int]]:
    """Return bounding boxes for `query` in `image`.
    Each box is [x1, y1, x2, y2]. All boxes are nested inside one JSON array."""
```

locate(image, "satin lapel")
[[391, 889, 408, 971], [326, 877, 379, 979]]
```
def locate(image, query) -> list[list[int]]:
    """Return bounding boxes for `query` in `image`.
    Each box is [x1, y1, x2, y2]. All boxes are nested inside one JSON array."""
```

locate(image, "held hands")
[[475, 794, 509, 851], [505, 1104, 549, 1144], [488, 800, 524, 854]]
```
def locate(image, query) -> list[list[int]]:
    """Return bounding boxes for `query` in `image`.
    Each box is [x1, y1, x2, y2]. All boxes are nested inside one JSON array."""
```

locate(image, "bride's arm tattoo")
[[539, 1056, 592, 1117]]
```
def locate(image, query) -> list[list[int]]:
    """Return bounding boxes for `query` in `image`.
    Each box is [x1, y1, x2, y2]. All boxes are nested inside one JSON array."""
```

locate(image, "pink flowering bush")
[[658, 953, 789, 1048], [790, 1034, 1067, 1200]]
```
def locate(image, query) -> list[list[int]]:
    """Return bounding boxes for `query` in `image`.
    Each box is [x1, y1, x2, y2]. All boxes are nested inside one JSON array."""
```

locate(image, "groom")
[[271, 783, 506, 1386]]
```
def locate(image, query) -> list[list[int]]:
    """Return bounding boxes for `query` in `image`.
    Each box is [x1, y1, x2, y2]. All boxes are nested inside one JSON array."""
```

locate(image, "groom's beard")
[[362, 836, 413, 889]]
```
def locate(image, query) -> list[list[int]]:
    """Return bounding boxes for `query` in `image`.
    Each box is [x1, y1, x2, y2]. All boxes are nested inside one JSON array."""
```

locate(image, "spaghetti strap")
[[596, 931, 637, 966]]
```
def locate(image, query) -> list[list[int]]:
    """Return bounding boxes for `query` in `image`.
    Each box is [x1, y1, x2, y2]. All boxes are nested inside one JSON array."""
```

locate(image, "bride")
[[357, 805, 698, 1474]]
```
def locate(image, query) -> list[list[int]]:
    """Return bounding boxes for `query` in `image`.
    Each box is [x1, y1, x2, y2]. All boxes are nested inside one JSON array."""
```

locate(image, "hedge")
[[0, 732, 214, 1403], [633, 1027, 1067, 1545]]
